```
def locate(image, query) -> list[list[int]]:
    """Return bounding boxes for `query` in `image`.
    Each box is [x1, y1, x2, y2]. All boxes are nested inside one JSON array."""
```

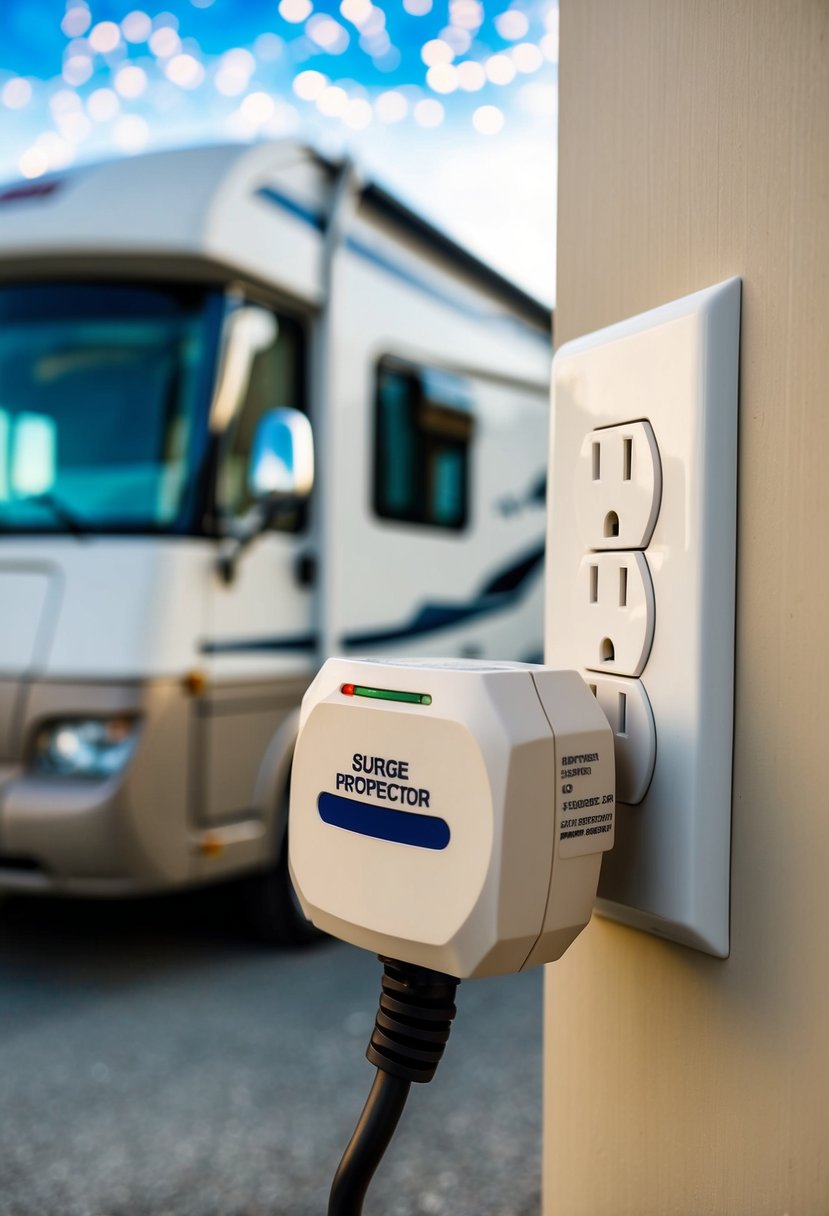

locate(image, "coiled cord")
[[327, 957, 460, 1216]]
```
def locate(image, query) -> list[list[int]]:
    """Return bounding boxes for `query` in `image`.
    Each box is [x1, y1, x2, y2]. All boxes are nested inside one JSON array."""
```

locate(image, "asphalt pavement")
[[0, 887, 543, 1216]]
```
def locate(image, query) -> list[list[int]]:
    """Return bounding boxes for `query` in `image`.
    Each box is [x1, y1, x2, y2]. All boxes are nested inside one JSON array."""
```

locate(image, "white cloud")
[[358, 122, 556, 304]]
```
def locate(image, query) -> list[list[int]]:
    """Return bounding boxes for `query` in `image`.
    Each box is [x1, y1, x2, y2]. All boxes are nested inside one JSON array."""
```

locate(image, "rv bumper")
[[0, 678, 193, 895], [0, 769, 159, 894]]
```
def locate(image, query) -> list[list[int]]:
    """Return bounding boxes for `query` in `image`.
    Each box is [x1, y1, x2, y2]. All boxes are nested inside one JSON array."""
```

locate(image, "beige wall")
[[545, 3, 829, 1213]]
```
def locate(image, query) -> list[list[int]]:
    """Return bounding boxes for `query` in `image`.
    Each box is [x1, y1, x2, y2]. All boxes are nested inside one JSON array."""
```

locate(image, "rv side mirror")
[[248, 407, 314, 504], [217, 408, 314, 585]]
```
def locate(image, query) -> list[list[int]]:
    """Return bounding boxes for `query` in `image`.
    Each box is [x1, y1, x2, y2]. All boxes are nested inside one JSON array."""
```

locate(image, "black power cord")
[[328, 957, 460, 1216]]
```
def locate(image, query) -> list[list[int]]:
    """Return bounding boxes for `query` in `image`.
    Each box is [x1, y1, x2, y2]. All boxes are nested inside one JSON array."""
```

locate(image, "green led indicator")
[[341, 683, 432, 706]]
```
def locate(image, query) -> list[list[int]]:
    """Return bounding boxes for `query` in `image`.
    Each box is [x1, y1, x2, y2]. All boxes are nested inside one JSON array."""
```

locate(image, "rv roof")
[[0, 140, 552, 333], [306, 152, 551, 331]]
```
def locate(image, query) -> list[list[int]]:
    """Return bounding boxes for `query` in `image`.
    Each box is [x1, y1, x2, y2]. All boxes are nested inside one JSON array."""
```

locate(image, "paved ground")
[[0, 887, 543, 1216]]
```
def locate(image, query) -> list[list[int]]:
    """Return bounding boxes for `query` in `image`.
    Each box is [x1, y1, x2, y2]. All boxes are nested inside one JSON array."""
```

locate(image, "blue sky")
[[0, 1, 558, 301]]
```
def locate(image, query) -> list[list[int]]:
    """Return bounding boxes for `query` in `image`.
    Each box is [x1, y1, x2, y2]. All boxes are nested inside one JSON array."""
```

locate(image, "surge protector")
[[546, 279, 741, 956]]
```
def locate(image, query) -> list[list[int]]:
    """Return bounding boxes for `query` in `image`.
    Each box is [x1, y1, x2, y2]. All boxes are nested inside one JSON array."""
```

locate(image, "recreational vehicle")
[[0, 142, 551, 939]]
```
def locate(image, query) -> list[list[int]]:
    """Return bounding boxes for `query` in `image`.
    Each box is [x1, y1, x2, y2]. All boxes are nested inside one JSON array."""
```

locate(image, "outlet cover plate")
[[546, 279, 740, 956]]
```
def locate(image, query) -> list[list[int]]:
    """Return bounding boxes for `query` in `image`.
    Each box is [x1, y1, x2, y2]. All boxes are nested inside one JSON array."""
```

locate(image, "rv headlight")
[[31, 718, 140, 779]]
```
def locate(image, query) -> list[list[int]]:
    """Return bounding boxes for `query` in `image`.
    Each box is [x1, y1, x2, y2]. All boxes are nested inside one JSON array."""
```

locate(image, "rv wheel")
[[241, 824, 322, 947]]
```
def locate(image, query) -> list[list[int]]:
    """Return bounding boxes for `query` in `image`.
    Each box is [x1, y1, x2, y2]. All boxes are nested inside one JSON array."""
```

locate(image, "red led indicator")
[[341, 683, 356, 696]]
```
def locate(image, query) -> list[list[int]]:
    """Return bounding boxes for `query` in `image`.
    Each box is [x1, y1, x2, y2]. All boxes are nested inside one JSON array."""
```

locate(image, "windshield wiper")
[[18, 492, 89, 540]]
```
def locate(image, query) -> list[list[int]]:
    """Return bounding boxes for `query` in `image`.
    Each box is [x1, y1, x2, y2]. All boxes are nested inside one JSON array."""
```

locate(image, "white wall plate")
[[546, 279, 741, 956]]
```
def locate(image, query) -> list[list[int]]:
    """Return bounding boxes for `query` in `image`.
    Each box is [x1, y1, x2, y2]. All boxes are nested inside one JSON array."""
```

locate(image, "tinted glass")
[[0, 283, 218, 534], [374, 360, 473, 531], [216, 307, 307, 531]]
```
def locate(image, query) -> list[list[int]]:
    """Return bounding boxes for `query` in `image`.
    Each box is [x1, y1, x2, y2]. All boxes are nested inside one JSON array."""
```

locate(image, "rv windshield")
[[0, 282, 220, 535]]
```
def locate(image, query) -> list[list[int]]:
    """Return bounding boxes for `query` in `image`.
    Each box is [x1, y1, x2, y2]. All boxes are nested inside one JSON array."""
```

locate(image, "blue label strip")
[[317, 792, 450, 851]]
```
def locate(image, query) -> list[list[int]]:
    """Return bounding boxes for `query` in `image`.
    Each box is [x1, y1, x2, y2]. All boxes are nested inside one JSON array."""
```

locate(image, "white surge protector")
[[289, 657, 615, 979]]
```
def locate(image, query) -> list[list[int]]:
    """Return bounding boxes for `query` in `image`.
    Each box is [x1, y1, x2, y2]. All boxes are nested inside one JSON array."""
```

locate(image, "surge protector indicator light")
[[341, 683, 433, 706]]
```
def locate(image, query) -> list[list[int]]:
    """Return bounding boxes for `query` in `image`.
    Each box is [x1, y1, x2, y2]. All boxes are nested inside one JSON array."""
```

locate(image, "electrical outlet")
[[575, 420, 662, 550], [586, 674, 656, 805], [575, 551, 655, 677], [546, 278, 740, 957]]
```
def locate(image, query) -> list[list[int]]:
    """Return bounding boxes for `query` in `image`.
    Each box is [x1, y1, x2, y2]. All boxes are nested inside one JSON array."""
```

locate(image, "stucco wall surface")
[[545, 3, 829, 1213]]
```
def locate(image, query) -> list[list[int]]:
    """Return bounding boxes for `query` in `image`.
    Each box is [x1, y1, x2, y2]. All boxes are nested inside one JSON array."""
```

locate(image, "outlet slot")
[[575, 420, 662, 550], [574, 550, 656, 678], [583, 673, 656, 806]]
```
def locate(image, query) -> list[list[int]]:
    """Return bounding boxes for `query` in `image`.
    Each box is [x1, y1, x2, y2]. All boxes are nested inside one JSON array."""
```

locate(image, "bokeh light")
[[61, 7, 92, 39], [472, 104, 504, 135], [293, 70, 329, 101], [307, 15, 350, 54], [457, 61, 486, 91], [340, 0, 373, 26], [495, 10, 530, 40], [279, 0, 312, 24], [375, 90, 408, 122], [149, 27, 181, 58], [87, 88, 120, 122], [0, 0, 559, 301], [165, 55, 205, 88], [513, 43, 544, 73], [121, 11, 152, 43], [317, 85, 348, 118], [426, 64, 458, 95], [115, 66, 148, 99], [2, 79, 33, 110], [89, 22, 122, 54], [486, 53, 517, 85], [414, 98, 444, 128], [422, 39, 454, 67]]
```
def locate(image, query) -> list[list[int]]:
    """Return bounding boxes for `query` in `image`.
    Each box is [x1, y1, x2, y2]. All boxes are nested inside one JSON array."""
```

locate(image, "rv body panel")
[[193, 675, 309, 829], [0, 563, 60, 676], [203, 145, 327, 308], [320, 208, 549, 662], [202, 531, 315, 681], [0, 537, 207, 678]]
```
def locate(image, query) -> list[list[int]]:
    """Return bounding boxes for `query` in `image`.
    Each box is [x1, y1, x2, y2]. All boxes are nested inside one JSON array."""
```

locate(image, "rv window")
[[374, 360, 473, 531], [0, 281, 220, 536], [216, 306, 307, 531]]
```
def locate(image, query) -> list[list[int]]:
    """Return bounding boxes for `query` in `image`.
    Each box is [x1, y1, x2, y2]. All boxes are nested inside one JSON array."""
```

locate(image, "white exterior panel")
[[0, 538, 209, 678]]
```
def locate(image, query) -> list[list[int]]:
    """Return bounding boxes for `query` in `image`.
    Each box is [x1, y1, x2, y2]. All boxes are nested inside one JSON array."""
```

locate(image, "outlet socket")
[[575, 420, 662, 550], [575, 551, 655, 677], [546, 278, 740, 957], [586, 673, 656, 805]]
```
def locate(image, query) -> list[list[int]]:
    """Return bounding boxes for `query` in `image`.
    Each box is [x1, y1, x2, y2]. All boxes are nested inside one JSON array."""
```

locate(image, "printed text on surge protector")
[[559, 752, 613, 840], [335, 753, 431, 807]]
